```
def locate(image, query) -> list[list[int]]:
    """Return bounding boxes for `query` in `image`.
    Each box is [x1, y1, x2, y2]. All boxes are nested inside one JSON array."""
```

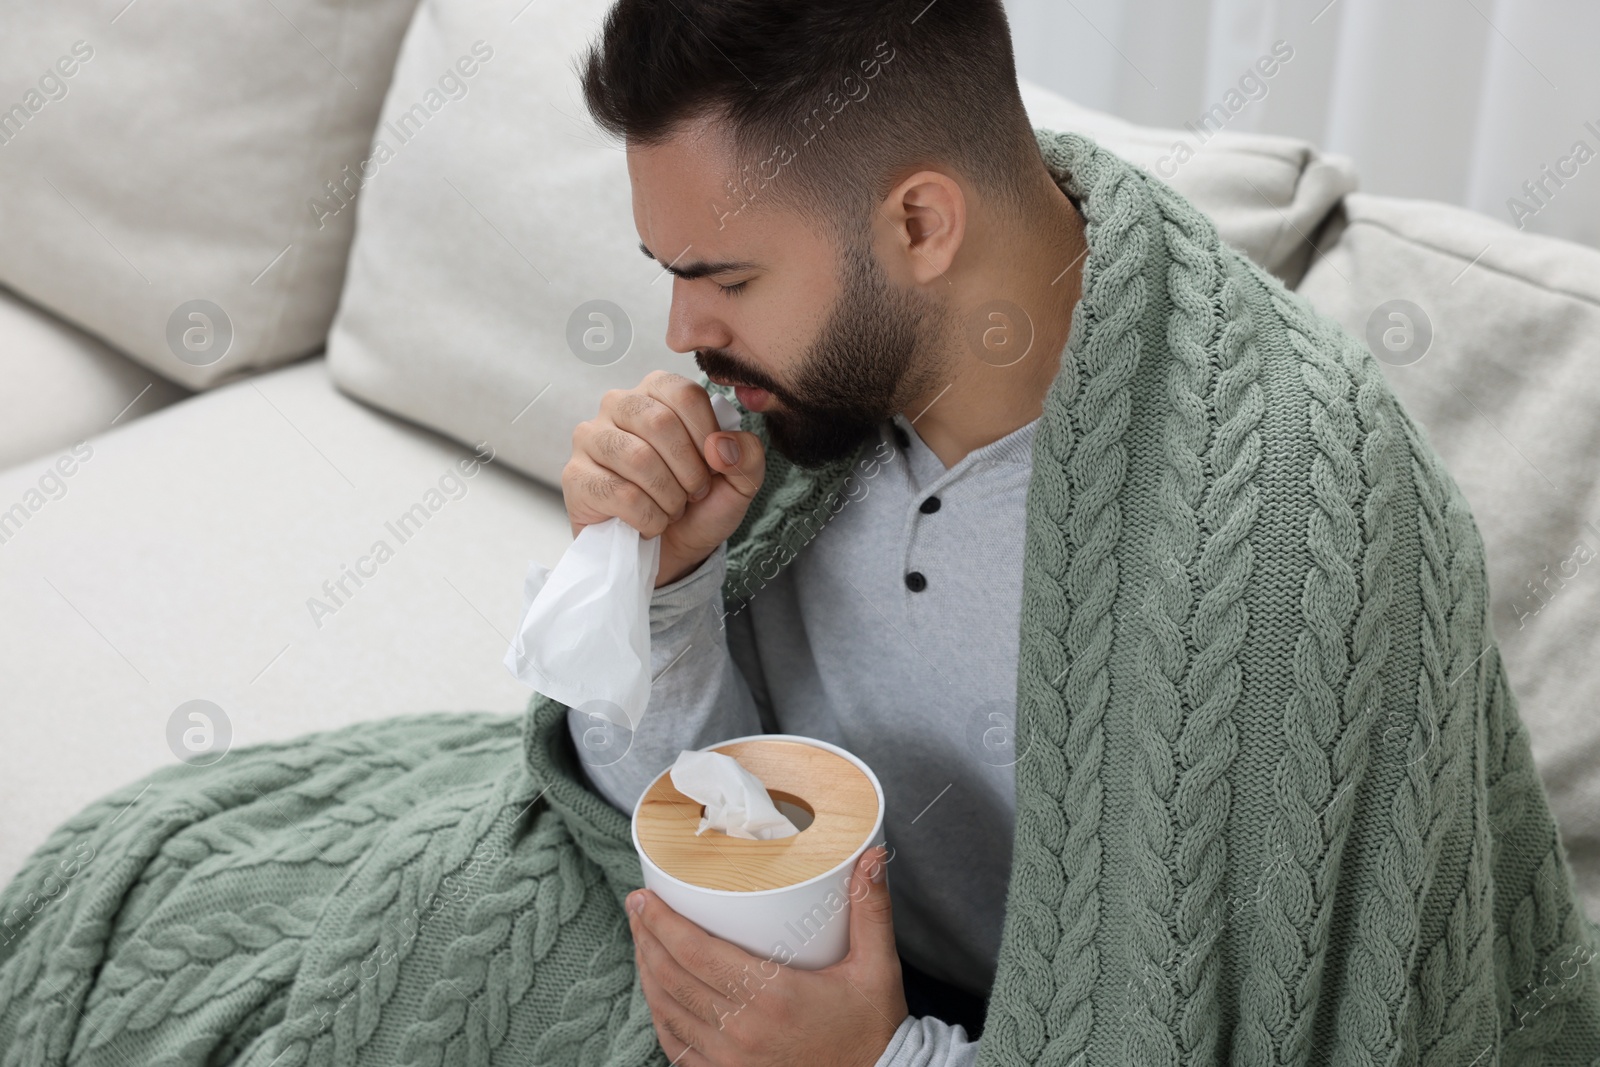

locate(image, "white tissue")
[[502, 390, 745, 733], [503, 517, 659, 731], [708, 391, 743, 433], [670, 749, 801, 840]]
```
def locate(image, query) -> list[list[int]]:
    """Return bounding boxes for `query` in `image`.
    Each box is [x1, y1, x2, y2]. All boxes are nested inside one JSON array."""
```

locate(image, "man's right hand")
[[562, 370, 767, 588]]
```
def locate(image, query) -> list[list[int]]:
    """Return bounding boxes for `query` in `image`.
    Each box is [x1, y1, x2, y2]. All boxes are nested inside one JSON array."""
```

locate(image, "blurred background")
[[1006, 0, 1600, 251]]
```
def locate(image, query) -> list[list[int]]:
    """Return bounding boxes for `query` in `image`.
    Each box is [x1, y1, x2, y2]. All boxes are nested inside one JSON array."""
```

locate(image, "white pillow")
[[1015, 82, 1359, 287], [326, 0, 1358, 489], [0, 0, 423, 389]]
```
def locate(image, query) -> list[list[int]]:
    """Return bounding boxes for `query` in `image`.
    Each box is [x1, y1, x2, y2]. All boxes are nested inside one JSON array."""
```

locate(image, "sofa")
[[3, 0, 1597, 930]]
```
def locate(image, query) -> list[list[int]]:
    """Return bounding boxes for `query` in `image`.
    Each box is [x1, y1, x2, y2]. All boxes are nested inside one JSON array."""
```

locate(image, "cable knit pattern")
[[1116, 166, 1219, 1066], [1409, 416, 1498, 1066], [1327, 316, 1414, 1066], [4, 130, 1599, 1067], [983, 122, 1149, 1067], [1170, 211, 1258, 1067]]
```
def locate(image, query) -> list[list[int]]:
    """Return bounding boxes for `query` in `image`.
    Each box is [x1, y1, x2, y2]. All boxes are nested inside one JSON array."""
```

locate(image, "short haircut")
[[577, 0, 1046, 246]]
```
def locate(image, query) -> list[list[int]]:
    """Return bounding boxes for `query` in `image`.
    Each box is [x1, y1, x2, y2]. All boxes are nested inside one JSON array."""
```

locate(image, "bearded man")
[[551, 1, 1600, 1065]]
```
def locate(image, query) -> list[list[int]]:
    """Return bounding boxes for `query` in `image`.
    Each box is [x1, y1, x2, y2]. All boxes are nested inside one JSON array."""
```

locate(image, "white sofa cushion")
[[324, 0, 1358, 490], [0, 284, 188, 470], [1297, 191, 1600, 920], [0, 0, 422, 390], [0, 358, 570, 887], [1013, 82, 1358, 289]]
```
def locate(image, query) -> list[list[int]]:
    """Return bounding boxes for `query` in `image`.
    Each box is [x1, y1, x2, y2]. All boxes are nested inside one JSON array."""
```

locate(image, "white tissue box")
[[631, 734, 887, 970]]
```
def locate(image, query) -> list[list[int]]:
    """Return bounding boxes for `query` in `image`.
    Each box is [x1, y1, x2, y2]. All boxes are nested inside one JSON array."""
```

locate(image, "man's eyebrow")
[[638, 242, 760, 280]]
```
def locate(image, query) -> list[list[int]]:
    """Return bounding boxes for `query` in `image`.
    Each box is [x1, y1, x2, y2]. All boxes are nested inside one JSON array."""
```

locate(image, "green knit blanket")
[[4, 129, 1598, 1067]]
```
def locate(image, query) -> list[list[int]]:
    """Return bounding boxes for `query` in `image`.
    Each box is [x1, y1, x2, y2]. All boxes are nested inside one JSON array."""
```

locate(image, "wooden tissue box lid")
[[635, 738, 879, 892]]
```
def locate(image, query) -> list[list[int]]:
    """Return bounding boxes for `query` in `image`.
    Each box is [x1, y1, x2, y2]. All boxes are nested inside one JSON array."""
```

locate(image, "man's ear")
[[877, 169, 966, 286]]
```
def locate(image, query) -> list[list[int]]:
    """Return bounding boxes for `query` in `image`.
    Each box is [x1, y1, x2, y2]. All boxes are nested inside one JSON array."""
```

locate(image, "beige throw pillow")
[[0, 0, 424, 389]]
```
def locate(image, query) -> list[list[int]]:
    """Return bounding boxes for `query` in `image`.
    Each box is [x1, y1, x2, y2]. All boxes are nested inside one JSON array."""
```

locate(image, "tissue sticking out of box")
[[669, 749, 801, 840]]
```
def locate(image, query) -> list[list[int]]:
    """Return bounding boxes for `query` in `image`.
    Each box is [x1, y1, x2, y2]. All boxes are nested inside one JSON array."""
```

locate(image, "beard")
[[695, 234, 949, 469]]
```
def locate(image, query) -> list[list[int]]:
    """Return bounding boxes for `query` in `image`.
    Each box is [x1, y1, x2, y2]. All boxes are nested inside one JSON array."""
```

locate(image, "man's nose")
[[663, 278, 722, 355]]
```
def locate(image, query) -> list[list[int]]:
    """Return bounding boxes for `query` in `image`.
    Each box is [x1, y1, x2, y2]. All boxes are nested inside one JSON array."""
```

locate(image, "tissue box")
[[631, 734, 886, 970]]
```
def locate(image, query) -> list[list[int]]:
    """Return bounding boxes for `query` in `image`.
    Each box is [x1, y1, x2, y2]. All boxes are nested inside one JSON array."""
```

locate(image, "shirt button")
[[919, 496, 941, 514], [905, 571, 927, 592]]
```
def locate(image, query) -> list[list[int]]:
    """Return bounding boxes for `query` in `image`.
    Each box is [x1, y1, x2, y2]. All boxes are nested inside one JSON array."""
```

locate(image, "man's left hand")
[[627, 844, 907, 1067]]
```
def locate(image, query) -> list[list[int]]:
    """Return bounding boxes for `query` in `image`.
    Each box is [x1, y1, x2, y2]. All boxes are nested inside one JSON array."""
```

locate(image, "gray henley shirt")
[[568, 408, 1040, 1067]]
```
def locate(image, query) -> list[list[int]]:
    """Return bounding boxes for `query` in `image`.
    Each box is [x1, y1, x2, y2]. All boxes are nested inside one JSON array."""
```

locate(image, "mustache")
[[694, 350, 781, 394]]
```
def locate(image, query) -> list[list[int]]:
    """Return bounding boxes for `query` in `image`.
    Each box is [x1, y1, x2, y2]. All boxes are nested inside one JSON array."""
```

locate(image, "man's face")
[[627, 118, 949, 468]]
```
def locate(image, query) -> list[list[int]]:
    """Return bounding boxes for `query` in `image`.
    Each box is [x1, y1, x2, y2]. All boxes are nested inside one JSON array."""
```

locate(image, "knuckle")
[[636, 931, 662, 971], [710, 962, 745, 998], [615, 392, 653, 421], [640, 401, 678, 436], [666, 976, 709, 1018], [665, 373, 703, 404], [595, 425, 632, 463], [627, 450, 682, 504], [670, 436, 706, 479], [682, 950, 738, 994], [678, 943, 711, 975], [619, 485, 667, 532], [615, 480, 647, 511], [587, 469, 623, 503], [571, 424, 599, 461], [662, 1015, 694, 1047], [623, 435, 658, 473], [656, 473, 687, 508]]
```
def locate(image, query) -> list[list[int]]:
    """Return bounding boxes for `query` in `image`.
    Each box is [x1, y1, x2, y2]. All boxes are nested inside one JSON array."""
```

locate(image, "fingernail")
[[691, 483, 710, 501], [868, 849, 886, 884], [628, 891, 646, 916], [716, 436, 740, 465]]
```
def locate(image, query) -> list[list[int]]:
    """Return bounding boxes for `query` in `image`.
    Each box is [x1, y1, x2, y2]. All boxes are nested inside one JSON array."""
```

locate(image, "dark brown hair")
[[576, 0, 1045, 245]]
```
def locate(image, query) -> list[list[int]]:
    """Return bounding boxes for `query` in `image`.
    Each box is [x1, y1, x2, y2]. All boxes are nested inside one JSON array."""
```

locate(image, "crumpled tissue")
[[670, 749, 801, 840], [503, 392, 744, 733]]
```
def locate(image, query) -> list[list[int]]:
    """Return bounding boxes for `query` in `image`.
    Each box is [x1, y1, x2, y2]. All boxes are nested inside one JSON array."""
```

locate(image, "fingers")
[[631, 910, 741, 1028], [846, 846, 899, 965], [641, 372, 722, 476], [816, 844, 903, 1023], [563, 370, 767, 543], [571, 373, 721, 532], [577, 415, 692, 525], [611, 372, 720, 503], [704, 429, 765, 500], [631, 893, 740, 1064], [636, 957, 713, 1066], [562, 454, 675, 538], [630, 890, 758, 1008]]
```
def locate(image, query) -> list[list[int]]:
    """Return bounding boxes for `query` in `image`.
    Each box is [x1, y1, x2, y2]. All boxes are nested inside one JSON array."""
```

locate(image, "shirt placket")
[[896, 415, 974, 605]]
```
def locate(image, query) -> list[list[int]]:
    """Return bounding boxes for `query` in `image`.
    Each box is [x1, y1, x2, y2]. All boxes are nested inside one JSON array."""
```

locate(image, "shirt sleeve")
[[567, 541, 763, 815], [872, 1015, 981, 1067]]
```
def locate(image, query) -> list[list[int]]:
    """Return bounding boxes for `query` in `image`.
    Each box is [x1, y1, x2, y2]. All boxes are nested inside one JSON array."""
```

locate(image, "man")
[[554, 2, 1600, 1067]]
